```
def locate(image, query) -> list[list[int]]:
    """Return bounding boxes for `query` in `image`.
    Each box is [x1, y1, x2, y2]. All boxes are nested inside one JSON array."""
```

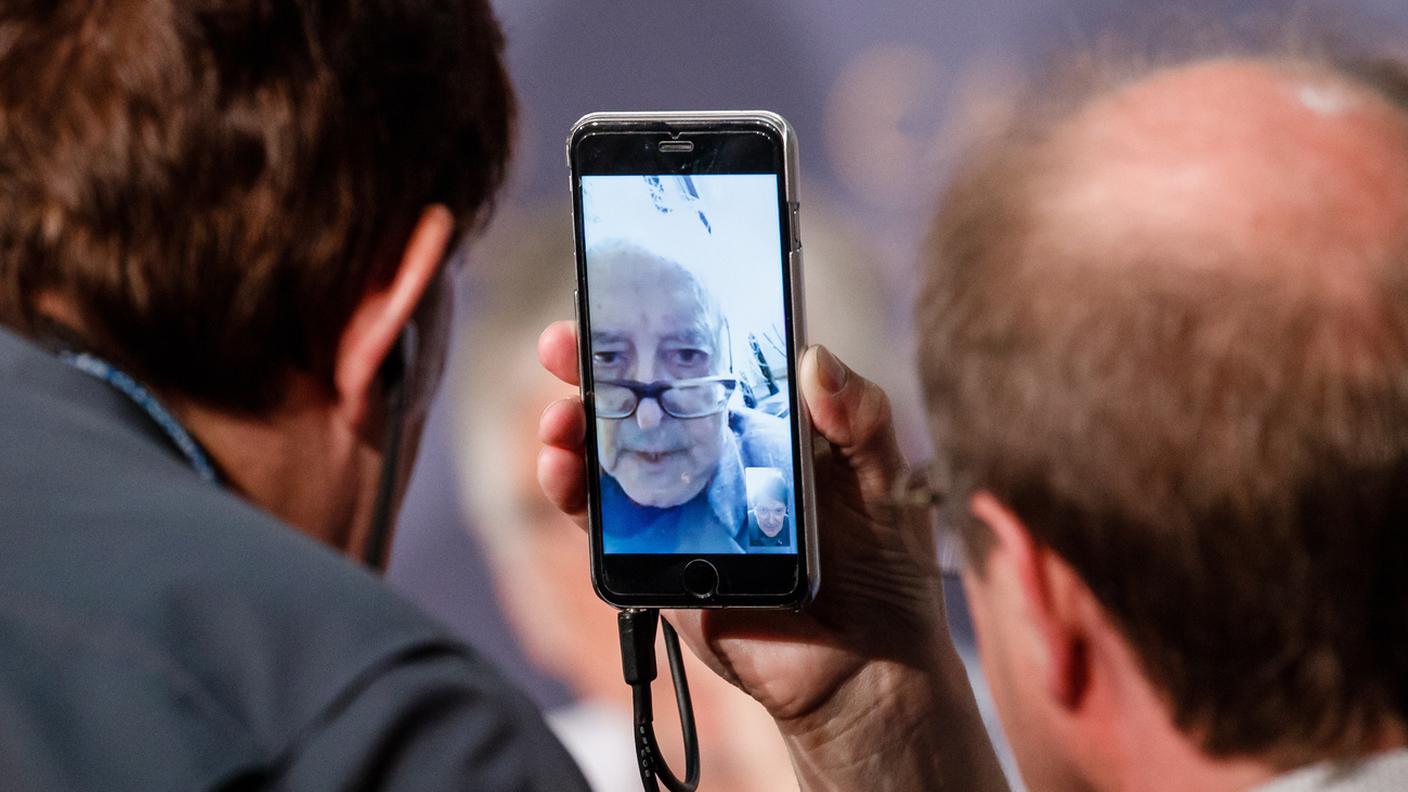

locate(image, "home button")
[[682, 559, 719, 599]]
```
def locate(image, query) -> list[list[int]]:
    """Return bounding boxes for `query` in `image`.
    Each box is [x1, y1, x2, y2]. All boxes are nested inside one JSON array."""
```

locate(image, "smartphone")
[[567, 111, 818, 608]]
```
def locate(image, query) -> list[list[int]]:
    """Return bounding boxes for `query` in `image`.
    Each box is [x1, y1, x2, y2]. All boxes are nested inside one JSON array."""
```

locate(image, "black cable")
[[362, 337, 408, 570], [618, 609, 701, 792]]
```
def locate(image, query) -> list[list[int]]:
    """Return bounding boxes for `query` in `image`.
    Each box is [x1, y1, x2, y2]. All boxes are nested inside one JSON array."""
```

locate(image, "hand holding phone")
[[550, 110, 1006, 792], [538, 331, 1003, 789]]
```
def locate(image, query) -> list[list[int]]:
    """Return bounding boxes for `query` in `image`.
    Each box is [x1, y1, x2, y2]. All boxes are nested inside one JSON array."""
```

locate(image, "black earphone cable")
[[618, 608, 701, 792], [362, 337, 408, 570]]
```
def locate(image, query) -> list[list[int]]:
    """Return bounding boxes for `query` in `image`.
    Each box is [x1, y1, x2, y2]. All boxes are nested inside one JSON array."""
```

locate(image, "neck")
[[1086, 627, 1408, 792], [1104, 710, 1278, 792], [170, 378, 379, 562], [1108, 728, 1408, 792], [31, 294, 382, 561]]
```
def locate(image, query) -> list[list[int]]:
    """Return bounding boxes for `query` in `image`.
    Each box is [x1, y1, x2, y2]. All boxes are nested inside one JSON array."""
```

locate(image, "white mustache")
[[613, 422, 691, 454]]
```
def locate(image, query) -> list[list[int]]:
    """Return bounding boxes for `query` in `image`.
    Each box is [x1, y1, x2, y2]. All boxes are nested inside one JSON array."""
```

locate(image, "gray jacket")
[[0, 327, 588, 791]]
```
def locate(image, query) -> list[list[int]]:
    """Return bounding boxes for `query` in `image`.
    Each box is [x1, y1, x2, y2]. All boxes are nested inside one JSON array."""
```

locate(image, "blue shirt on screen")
[[601, 406, 793, 554]]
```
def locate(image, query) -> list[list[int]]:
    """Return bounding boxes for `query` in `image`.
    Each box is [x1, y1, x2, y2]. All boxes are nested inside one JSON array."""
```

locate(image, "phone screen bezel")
[[570, 117, 809, 608]]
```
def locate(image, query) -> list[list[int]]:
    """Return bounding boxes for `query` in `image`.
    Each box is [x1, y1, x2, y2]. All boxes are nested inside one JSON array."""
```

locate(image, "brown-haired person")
[[0, 3, 587, 790], [538, 49, 1408, 792]]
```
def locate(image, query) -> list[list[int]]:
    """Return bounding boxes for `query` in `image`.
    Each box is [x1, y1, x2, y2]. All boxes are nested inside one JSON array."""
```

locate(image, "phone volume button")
[[790, 204, 802, 250], [573, 289, 586, 401]]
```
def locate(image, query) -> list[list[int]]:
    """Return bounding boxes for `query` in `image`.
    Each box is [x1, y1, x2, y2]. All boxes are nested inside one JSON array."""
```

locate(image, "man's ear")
[[971, 492, 1092, 712], [334, 204, 455, 428]]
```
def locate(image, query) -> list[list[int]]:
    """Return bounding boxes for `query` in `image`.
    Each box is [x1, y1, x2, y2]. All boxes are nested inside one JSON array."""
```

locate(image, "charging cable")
[[618, 609, 701, 792]]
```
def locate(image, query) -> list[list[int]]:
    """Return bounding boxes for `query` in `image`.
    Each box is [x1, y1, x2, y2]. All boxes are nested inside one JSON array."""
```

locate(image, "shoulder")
[[272, 647, 588, 790], [0, 336, 584, 789], [0, 330, 447, 697], [728, 405, 791, 467]]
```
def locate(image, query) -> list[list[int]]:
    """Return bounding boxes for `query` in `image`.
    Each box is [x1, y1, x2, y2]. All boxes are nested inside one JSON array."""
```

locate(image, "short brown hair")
[[918, 48, 1408, 763], [0, 0, 514, 411]]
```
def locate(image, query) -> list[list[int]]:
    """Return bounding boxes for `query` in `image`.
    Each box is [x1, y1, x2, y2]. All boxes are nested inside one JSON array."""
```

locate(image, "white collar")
[[1253, 749, 1408, 792]]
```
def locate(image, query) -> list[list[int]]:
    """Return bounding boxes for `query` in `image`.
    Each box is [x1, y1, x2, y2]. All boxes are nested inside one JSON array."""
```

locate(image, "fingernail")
[[815, 345, 848, 394]]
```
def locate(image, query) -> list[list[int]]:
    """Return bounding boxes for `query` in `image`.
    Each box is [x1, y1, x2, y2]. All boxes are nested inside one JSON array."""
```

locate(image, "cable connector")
[[618, 608, 659, 686], [616, 608, 700, 792]]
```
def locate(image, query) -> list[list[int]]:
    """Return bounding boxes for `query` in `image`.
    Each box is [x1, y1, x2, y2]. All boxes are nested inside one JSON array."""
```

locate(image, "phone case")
[[567, 111, 818, 609]]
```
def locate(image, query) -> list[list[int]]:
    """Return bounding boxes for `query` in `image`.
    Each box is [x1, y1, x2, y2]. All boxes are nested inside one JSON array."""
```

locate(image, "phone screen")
[[580, 173, 798, 558]]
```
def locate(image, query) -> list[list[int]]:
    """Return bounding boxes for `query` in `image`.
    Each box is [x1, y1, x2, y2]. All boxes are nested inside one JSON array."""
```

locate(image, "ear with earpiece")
[[333, 204, 451, 431]]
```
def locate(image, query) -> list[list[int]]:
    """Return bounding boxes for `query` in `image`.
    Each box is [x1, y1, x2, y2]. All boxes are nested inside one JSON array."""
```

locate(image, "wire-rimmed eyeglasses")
[[878, 460, 967, 575], [595, 375, 739, 420]]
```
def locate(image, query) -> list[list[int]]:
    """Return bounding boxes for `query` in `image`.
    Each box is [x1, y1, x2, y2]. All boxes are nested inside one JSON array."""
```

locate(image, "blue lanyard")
[[59, 352, 220, 485]]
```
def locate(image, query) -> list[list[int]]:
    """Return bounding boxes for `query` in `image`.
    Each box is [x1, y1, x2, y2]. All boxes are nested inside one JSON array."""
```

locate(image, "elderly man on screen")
[[587, 240, 791, 553]]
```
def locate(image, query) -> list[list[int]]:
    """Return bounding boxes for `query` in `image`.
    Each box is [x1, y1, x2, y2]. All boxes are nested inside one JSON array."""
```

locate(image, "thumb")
[[799, 345, 906, 498]]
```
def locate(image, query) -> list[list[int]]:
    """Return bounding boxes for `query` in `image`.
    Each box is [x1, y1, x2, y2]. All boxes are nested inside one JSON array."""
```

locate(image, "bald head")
[[1034, 59, 1408, 293], [919, 53, 1408, 761], [586, 241, 727, 379]]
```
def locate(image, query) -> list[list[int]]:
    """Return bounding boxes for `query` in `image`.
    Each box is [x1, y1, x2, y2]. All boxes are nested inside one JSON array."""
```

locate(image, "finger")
[[799, 345, 907, 498], [537, 320, 581, 386], [538, 396, 586, 452], [537, 444, 588, 517]]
